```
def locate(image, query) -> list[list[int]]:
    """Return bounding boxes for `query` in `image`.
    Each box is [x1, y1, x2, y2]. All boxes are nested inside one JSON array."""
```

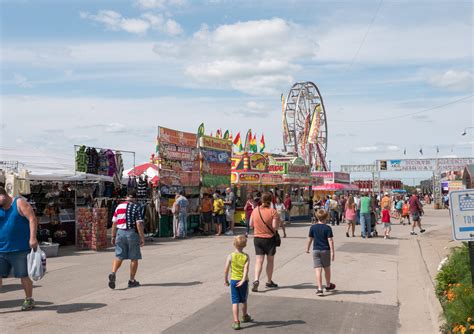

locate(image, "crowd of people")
[[0, 183, 429, 332]]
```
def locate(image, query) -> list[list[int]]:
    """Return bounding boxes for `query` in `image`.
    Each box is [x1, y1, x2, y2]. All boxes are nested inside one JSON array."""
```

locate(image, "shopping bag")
[[27, 246, 47, 281]]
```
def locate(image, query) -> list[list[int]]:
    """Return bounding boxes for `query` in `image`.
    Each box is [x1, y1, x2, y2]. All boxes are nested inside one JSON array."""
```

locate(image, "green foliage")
[[436, 243, 474, 333]]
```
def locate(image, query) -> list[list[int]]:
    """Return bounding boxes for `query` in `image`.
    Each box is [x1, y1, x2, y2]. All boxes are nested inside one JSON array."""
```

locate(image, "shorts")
[[115, 229, 142, 260], [383, 223, 392, 230], [312, 249, 331, 268], [230, 280, 248, 304], [202, 212, 212, 224], [226, 209, 235, 222], [397, 209, 402, 214], [0, 250, 29, 278], [412, 212, 421, 222], [254, 237, 276, 256], [214, 214, 225, 225]]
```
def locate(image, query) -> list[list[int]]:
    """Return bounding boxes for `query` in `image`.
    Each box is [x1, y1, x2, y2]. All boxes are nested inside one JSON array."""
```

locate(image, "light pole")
[[328, 160, 332, 171], [461, 127, 474, 136]]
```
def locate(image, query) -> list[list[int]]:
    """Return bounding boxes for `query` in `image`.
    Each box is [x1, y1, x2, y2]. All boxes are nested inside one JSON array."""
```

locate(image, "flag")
[[223, 130, 229, 139], [229, 132, 233, 141], [197, 123, 205, 138], [259, 134, 266, 153], [419, 148, 423, 155], [403, 148, 406, 155], [251, 134, 258, 153], [210, 131, 213, 137], [244, 129, 252, 152], [233, 132, 243, 152], [436, 146, 440, 153], [216, 129, 222, 138]]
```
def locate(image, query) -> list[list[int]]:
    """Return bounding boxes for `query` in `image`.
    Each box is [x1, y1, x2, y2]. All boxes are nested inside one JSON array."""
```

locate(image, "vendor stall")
[[156, 126, 201, 237]]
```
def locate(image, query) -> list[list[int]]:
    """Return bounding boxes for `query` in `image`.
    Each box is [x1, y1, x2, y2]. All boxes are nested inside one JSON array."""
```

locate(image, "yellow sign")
[[249, 153, 267, 171]]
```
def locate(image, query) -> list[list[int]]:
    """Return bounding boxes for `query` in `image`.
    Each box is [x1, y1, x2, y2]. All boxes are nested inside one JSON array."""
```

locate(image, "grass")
[[435, 243, 474, 333]]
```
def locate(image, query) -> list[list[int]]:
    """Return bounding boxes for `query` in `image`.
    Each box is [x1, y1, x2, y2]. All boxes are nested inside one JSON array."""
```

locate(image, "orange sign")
[[158, 127, 196, 147]]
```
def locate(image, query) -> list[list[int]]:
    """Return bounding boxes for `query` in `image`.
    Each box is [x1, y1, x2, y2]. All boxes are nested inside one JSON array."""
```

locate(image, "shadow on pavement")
[[244, 319, 306, 329], [1, 284, 42, 293], [329, 289, 381, 296], [142, 281, 202, 287], [0, 301, 106, 314]]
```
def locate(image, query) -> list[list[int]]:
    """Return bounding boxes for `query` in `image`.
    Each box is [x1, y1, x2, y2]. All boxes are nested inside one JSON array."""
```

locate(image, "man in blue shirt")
[[0, 186, 39, 310]]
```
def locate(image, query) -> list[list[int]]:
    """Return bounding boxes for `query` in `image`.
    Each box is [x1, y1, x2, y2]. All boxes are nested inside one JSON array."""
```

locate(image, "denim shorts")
[[230, 280, 248, 304], [115, 229, 142, 260], [0, 251, 29, 278]]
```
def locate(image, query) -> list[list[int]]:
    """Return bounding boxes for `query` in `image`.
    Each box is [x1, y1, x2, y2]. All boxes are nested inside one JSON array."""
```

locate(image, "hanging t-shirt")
[[75, 145, 88, 172]]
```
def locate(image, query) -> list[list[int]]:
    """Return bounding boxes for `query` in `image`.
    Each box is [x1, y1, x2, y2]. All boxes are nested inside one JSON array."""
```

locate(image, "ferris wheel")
[[282, 81, 328, 171]]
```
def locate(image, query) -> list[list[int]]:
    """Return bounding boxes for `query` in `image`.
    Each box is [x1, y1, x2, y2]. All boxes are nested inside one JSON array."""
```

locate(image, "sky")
[[0, 0, 473, 181]]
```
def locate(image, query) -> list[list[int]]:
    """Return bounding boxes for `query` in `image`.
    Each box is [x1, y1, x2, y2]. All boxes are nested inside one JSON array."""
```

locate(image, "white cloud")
[[105, 122, 126, 133], [80, 10, 182, 36], [134, 0, 185, 10], [352, 145, 400, 153], [427, 70, 473, 92], [12, 73, 33, 88]]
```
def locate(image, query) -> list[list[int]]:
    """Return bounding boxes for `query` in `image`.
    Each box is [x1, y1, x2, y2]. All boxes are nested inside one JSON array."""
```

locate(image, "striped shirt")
[[112, 202, 143, 230]]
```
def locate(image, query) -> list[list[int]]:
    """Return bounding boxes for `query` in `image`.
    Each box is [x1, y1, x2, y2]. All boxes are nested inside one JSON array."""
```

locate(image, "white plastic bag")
[[27, 246, 47, 281]]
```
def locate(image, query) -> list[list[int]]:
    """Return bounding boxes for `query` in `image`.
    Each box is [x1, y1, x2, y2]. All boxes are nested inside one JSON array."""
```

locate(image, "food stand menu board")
[[199, 135, 232, 188]]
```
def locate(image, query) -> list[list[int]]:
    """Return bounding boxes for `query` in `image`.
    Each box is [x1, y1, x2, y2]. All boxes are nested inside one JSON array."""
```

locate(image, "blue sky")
[[1, 0, 473, 180]]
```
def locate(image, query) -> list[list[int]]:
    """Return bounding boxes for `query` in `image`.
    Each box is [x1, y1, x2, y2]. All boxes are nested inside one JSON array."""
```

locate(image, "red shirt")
[[381, 209, 391, 223]]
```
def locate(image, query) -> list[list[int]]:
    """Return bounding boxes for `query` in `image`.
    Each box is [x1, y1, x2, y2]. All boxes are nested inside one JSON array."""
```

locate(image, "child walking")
[[306, 209, 336, 296], [224, 235, 253, 330], [382, 206, 391, 239]]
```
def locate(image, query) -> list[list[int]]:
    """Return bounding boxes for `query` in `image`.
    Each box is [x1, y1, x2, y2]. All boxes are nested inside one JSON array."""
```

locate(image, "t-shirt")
[[112, 202, 143, 230], [201, 198, 212, 213], [176, 196, 189, 214], [354, 197, 361, 210], [395, 201, 403, 210], [408, 195, 422, 215], [381, 209, 391, 223], [213, 198, 225, 215], [360, 196, 371, 214], [225, 192, 236, 210], [381, 196, 391, 210], [308, 224, 333, 251], [251, 206, 279, 238]]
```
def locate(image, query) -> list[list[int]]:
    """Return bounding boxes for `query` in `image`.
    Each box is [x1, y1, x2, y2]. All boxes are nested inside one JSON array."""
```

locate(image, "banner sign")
[[334, 172, 350, 183], [378, 158, 474, 172], [312, 171, 350, 184], [202, 162, 231, 176], [159, 143, 198, 161], [238, 173, 260, 184], [308, 104, 321, 145], [201, 149, 231, 164], [198, 136, 232, 151], [158, 127, 196, 147], [160, 159, 199, 172], [288, 164, 310, 175], [159, 169, 200, 186], [340, 164, 377, 173]]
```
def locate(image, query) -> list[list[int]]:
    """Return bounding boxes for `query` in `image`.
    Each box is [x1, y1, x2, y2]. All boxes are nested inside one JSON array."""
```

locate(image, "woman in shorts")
[[249, 192, 280, 292]]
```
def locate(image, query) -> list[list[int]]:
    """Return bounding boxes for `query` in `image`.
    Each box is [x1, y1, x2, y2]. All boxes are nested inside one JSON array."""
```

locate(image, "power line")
[[334, 94, 473, 123], [347, 0, 384, 71]]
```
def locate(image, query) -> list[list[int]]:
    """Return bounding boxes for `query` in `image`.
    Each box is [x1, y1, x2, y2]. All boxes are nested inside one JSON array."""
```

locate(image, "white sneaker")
[[225, 230, 234, 236]]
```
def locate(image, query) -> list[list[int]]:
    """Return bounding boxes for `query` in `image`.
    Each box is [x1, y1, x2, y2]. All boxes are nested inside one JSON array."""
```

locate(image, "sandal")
[[252, 280, 259, 292]]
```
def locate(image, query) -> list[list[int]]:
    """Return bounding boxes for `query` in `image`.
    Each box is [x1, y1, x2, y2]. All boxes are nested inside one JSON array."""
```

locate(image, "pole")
[[470, 241, 474, 287]]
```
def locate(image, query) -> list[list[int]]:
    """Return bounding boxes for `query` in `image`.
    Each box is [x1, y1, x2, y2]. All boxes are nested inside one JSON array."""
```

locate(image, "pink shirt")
[[345, 207, 356, 221]]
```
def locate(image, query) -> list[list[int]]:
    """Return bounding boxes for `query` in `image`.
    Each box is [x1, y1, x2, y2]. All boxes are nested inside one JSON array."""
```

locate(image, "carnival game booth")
[[311, 171, 358, 201], [268, 156, 313, 221], [156, 127, 201, 237]]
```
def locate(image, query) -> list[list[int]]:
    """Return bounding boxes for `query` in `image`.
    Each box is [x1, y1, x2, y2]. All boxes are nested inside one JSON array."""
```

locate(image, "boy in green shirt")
[[224, 235, 253, 330], [359, 193, 372, 238]]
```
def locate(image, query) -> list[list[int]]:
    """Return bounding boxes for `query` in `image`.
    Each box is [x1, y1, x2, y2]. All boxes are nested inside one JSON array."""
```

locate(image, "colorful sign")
[[377, 158, 474, 172], [202, 174, 231, 187], [231, 172, 238, 184], [202, 162, 231, 176], [249, 153, 267, 171], [201, 149, 231, 164], [158, 127, 197, 147], [312, 171, 350, 184], [268, 163, 287, 174], [159, 143, 198, 161], [238, 173, 261, 184], [198, 136, 233, 151]]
